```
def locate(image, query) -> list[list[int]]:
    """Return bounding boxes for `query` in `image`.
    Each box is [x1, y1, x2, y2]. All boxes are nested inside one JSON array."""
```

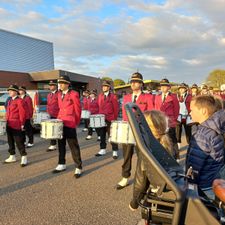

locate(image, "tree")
[[101, 77, 113, 81], [206, 69, 225, 88], [114, 79, 125, 87]]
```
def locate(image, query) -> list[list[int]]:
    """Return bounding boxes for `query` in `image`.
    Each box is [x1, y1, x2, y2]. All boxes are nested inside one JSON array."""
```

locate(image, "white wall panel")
[[0, 29, 54, 72]]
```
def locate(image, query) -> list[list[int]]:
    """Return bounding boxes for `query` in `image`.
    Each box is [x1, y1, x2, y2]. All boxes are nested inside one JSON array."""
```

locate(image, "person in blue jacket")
[[5, 96, 11, 111], [186, 95, 225, 199]]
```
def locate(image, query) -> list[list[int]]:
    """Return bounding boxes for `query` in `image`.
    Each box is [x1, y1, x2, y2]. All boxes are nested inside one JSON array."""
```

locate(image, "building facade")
[[0, 70, 101, 95], [0, 29, 54, 72]]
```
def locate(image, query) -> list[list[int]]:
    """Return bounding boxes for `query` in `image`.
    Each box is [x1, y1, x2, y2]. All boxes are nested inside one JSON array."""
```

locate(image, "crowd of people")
[[3, 73, 225, 210]]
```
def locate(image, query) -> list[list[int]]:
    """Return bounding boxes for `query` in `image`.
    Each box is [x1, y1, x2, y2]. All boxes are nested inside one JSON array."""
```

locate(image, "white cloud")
[[0, 0, 225, 84], [182, 59, 202, 65], [220, 38, 225, 46]]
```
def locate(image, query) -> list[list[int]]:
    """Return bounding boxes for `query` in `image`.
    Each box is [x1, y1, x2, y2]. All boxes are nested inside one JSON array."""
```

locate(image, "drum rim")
[[90, 114, 105, 117], [110, 120, 136, 144], [41, 119, 63, 123], [111, 120, 129, 124]]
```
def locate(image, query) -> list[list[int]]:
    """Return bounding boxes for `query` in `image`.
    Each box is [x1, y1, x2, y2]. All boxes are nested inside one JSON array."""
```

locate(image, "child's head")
[[144, 110, 174, 156], [190, 95, 222, 123], [144, 110, 168, 139]]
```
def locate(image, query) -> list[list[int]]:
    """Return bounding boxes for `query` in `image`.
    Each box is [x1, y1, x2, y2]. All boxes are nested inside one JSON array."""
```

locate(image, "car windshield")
[[0, 93, 9, 106], [38, 92, 48, 105]]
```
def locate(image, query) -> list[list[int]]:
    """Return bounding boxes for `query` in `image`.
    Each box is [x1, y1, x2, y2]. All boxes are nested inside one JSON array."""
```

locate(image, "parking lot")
[[0, 127, 187, 225]]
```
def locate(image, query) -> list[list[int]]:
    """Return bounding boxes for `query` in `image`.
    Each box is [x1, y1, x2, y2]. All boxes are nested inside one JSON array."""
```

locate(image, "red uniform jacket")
[[22, 95, 33, 120], [57, 90, 81, 128], [185, 94, 192, 113], [177, 93, 192, 114], [213, 93, 223, 100], [155, 93, 180, 128], [6, 96, 26, 130], [98, 92, 119, 122], [122, 93, 154, 121], [47, 91, 59, 118], [222, 94, 225, 100], [83, 97, 89, 110], [88, 98, 99, 115]]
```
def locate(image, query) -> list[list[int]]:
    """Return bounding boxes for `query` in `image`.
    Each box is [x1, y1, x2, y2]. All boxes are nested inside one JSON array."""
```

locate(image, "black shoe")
[[26, 143, 34, 148], [74, 168, 82, 178], [95, 153, 105, 157], [21, 163, 28, 167], [116, 178, 129, 190], [52, 169, 66, 174], [116, 184, 128, 190], [129, 201, 138, 211], [112, 151, 118, 160], [74, 173, 81, 179]]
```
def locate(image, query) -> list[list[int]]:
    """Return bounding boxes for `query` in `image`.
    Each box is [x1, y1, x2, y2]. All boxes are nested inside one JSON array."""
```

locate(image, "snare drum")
[[186, 115, 193, 125], [40, 119, 63, 139], [89, 114, 106, 128], [110, 121, 135, 145], [0, 120, 6, 135], [33, 112, 50, 124], [81, 110, 91, 119], [177, 115, 182, 123]]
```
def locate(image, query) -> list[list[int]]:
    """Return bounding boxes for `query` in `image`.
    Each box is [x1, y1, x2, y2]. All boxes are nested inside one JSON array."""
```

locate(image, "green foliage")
[[206, 69, 225, 88], [170, 86, 179, 93], [114, 79, 125, 87], [102, 77, 113, 81]]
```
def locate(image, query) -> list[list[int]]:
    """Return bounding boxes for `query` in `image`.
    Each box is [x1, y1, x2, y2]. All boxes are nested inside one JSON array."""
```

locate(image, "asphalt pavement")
[[0, 127, 141, 225], [0, 127, 187, 225]]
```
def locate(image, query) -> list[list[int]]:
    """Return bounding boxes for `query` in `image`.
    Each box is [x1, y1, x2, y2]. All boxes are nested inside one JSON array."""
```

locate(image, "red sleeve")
[[87, 98, 91, 111], [83, 97, 88, 110], [72, 92, 81, 126], [186, 95, 192, 113], [146, 94, 154, 110], [98, 94, 103, 112], [112, 94, 119, 120], [27, 96, 33, 118], [18, 99, 26, 126], [122, 95, 128, 121], [47, 93, 50, 114], [154, 95, 160, 110], [172, 94, 180, 120]]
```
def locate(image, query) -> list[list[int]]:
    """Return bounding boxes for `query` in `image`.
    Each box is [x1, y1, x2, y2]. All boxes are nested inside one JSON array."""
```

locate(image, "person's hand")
[[21, 125, 25, 131]]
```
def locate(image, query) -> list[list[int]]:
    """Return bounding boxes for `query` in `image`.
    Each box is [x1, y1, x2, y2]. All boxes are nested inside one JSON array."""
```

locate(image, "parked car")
[[0, 90, 49, 129]]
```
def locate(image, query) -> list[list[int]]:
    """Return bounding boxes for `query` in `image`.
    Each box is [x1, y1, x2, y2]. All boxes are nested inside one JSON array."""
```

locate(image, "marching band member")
[[46, 80, 59, 151], [52, 76, 83, 178], [116, 72, 154, 190], [82, 90, 90, 132], [95, 80, 119, 159], [209, 86, 214, 96], [221, 89, 225, 107], [5, 96, 11, 111], [4, 85, 27, 166], [190, 84, 199, 97], [176, 83, 192, 147], [200, 84, 209, 95], [86, 89, 100, 141], [154, 78, 180, 159], [19, 86, 34, 148]]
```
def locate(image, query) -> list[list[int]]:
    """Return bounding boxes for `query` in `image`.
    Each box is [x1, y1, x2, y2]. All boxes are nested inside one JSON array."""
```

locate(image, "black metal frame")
[[125, 103, 225, 225], [125, 103, 186, 225]]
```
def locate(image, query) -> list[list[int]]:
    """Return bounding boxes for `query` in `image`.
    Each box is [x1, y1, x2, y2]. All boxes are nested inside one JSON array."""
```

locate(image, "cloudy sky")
[[1, 0, 225, 85]]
